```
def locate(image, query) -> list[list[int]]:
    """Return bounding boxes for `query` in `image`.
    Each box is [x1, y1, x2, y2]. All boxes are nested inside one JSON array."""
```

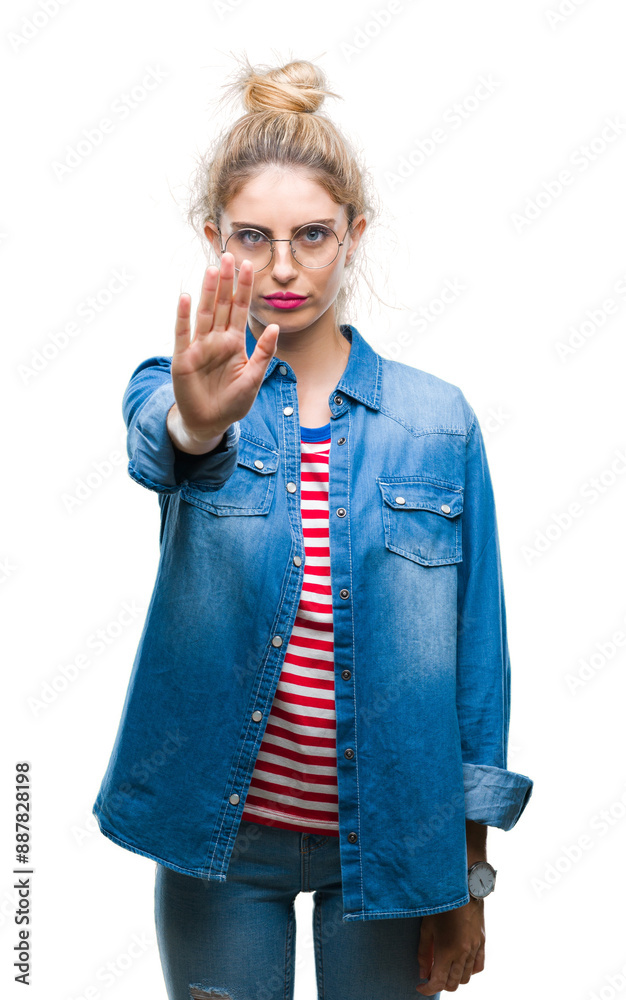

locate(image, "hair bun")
[[230, 57, 339, 115]]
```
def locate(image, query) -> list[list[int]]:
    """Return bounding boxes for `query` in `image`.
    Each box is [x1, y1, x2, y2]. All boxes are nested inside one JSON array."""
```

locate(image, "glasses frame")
[[217, 221, 353, 272]]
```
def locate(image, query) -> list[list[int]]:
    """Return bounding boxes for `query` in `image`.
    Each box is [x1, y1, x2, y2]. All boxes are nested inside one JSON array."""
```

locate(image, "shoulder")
[[378, 354, 476, 439]]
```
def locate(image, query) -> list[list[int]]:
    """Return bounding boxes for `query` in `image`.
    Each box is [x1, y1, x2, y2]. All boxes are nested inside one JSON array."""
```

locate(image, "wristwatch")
[[467, 861, 497, 899]]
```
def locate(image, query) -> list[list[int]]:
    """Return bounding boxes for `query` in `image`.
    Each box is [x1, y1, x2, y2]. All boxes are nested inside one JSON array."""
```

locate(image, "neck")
[[248, 310, 351, 391]]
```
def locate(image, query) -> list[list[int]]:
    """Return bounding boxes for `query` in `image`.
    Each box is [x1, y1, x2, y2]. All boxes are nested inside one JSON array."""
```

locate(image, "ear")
[[204, 221, 222, 259], [345, 214, 367, 265]]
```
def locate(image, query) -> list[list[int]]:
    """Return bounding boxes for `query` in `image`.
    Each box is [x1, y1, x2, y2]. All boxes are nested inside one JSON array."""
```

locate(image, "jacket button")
[[441, 504, 451, 513], [252, 710, 263, 722], [334, 395, 343, 405], [344, 748, 355, 759], [336, 507, 346, 517], [348, 831, 358, 843], [338, 437, 346, 445], [229, 793, 240, 805], [293, 556, 302, 566], [395, 496, 406, 505], [287, 482, 297, 493], [272, 636, 283, 647], [341, 669, 351, 680], [283, 406, 294, 415], [279, 365, 288, 374], [254, 459, 264, 469], [340, 589, 350, 599]]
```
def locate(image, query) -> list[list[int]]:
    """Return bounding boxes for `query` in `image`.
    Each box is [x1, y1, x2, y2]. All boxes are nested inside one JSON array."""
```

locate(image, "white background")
[[3, 0, 626, 997]]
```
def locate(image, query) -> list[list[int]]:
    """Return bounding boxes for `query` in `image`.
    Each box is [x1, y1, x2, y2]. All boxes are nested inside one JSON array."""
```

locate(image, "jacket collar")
[[245, 321, 382, 412]]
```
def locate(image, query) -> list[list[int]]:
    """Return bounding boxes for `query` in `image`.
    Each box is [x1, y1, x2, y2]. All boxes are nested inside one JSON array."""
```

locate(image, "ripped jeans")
[[154, 818, 439, 1000]]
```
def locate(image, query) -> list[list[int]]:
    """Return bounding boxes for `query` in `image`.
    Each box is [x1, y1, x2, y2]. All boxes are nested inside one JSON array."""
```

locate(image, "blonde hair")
[[186, 53, 385, 328]]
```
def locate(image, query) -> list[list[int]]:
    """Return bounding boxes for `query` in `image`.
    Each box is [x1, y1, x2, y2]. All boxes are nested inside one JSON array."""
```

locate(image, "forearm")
[[166, 402, 226, 455], [466, 819, 488, 865]]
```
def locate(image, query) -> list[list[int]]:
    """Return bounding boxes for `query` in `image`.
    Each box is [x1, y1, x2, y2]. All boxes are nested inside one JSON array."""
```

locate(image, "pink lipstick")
[[263, 293, 308, 311]]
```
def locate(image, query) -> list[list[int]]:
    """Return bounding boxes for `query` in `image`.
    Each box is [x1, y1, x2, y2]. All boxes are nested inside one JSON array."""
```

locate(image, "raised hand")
[[167, 253, 279, 451]]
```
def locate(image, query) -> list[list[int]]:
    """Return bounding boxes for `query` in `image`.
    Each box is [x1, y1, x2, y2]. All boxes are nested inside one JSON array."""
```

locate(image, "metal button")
[[395, 496, 406, 505], [338, 437, 346, 445], [254, 459, 264, 469], [348, 831, 358, 843], [271, 636, 283, 647], [341, 669, 351, 680], [334, 395, 343, 405], [293, 556, 302, 567], [279, 365, 287, 375], [283, 406, 294, 415], [336, 507, 346, 517], [229, 793, 240, 805], [287, 482, 297, 493], [344, 748, 355, 759], [252, 710, 263, 722], [441, 504, 451, 514], [340, 589, 350, 600]]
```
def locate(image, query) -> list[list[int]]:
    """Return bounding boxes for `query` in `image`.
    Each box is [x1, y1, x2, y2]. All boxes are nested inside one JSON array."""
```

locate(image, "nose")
[[268, 241, 299, 280]]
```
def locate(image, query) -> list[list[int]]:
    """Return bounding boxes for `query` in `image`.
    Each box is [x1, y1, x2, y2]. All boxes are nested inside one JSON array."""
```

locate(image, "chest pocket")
[[378, 477, 464, 566], [181, 436, 279, 515]]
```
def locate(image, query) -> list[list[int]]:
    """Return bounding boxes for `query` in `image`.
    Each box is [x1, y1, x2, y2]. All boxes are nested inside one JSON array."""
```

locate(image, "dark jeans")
[[154, 817, 439, 1000]]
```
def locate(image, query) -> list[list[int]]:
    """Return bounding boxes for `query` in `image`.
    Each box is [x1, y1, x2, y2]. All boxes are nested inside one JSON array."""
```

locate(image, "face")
[[204, 165, 366, 338]]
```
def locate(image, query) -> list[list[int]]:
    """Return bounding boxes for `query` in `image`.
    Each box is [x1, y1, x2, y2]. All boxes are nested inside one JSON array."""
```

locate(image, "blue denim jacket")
[[92, 322, 533, 922]]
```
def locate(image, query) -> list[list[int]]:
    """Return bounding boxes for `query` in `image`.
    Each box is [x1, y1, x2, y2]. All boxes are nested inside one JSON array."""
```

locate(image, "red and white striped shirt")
[[241, 422, 339, 836]]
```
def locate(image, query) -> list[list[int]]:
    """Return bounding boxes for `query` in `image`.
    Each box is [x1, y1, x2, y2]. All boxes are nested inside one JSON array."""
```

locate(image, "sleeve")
[[122, 355, 240, 494], [456, 401, 533, 831]]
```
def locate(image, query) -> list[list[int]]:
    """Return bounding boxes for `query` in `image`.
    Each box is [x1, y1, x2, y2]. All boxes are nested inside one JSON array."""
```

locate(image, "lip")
[[263, 294, 308, 311]]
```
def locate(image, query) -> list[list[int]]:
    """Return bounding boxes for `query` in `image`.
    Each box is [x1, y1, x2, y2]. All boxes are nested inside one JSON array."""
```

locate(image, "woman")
[[92, 57, 533, 999]]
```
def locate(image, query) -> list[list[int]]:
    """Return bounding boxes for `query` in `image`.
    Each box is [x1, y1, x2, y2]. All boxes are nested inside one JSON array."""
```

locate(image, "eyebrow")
[[229, 218, 338, 234]]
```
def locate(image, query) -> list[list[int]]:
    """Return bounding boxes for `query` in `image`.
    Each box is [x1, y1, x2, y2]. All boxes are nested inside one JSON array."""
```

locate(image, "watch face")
[[468, 862, 496, 898]]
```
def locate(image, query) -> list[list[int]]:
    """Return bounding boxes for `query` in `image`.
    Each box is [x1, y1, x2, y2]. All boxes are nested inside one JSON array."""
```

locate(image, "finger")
[[416, 958, 452, 996], [459, 951, 476, 984], [242, 323, 280, 388], [416, 924, 433, 980], [473, 940, 485, 974], [193, 265, 219, 342], [229, 258, 255, 333], [213, 252, 236, 331], [444, 956, 466, 990], [173, 293, 191, 357]]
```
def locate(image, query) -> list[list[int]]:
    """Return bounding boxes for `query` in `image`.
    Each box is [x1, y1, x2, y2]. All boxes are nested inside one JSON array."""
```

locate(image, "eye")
[[296, 225, 332, 244], [235, 229, 269, 247]]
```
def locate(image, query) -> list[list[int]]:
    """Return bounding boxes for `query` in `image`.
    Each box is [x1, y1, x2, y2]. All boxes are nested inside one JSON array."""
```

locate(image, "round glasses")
[[218, 222, 351, 272]]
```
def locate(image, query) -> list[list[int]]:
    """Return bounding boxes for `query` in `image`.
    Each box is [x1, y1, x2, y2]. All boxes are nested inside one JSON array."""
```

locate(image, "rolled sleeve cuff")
[[463, 762, 533, 831], [127, 380, 240, 493]]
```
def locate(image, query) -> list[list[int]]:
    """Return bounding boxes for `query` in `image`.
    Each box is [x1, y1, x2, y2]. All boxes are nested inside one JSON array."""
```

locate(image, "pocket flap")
[[379, 479, 463, 517], [236, 436, 279, 474]]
